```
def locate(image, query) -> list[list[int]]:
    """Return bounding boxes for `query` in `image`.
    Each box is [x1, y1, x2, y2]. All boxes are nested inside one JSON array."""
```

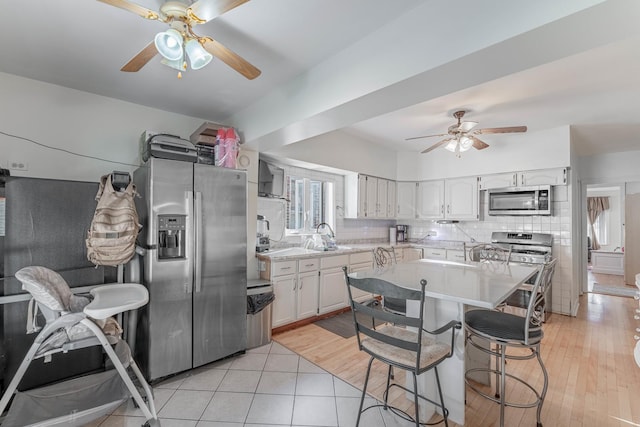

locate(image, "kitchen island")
[[348, 258, 538, 425]]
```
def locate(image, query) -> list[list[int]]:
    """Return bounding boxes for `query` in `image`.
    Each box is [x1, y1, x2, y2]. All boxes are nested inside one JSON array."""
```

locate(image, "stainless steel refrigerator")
[[133, 158, 247, 382]]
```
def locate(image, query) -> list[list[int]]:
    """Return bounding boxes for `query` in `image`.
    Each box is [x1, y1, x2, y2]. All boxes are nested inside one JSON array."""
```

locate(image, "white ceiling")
[[2, 0, 639, 158]]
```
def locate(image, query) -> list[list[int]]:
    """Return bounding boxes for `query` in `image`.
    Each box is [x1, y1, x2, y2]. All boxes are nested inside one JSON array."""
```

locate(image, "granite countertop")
[[256, 240, 471, 261]]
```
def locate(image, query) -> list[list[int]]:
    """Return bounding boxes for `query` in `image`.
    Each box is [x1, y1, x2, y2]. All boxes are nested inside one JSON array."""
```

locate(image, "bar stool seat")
[[464, 259, 556, 427]]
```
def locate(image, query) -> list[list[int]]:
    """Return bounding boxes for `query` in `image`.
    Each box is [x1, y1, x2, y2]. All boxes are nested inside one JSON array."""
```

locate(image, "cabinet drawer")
[[298, 258, 320, 273], [321, 254, 349, 270], [446, 250, 466, 262], [349, 251, 373, 264], [423, 248, 446, 259], [271, 260, 297, 277]]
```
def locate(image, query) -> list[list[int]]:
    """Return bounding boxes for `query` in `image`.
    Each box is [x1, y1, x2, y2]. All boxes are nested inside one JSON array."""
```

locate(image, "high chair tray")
[[84, 283, 149, 319]]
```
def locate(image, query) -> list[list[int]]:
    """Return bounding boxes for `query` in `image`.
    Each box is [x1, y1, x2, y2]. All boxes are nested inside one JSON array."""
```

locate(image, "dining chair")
[[464, 258, 557, 427], [343, 266, 461, 427]]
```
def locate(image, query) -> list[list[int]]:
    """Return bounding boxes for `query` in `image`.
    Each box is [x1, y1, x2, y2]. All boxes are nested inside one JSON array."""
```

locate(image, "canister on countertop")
[[389, 227, 396, 245]]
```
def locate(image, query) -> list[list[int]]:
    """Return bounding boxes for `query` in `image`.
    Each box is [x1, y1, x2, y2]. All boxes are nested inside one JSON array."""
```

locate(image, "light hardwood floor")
[[274, 293, 640, 426]]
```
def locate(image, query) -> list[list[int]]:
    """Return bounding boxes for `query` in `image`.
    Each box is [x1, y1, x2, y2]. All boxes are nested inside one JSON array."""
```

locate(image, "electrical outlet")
[[8, 160, 28, 171]]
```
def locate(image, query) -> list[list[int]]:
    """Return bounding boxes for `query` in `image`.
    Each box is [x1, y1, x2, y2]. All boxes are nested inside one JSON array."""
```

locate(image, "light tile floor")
[[87, 341, 415, 427]]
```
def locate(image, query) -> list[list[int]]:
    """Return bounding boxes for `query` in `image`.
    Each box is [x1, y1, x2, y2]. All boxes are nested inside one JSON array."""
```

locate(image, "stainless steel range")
[[491, 231, 554, 320], [491, 232, 553, 264]]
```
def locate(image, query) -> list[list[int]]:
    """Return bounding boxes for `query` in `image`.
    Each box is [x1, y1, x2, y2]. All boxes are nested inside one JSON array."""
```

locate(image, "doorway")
[[585, 184, 626, 294]]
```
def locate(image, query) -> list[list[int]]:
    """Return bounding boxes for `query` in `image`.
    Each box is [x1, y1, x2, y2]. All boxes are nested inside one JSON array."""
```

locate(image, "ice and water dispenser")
[[157, 215, 186, 259]]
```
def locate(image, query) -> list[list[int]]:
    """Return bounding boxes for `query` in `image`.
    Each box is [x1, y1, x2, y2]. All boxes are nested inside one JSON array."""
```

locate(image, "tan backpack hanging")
[[86, 173, 140, 266]]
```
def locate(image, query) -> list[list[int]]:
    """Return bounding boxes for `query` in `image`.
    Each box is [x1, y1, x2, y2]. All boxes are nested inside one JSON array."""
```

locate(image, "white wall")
[[577, 150, 640, 184], [264, 130, 397, 180], [0, 72, 207, 182]]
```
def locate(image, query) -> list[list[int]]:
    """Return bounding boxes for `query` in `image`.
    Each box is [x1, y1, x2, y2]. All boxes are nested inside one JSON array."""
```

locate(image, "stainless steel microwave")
[[488, 185, 552, 216]]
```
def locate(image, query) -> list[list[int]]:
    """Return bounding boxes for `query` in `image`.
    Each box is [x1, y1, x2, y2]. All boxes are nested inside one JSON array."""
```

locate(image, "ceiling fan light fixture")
[[443, 139, 458, 152], [155, 28, 184, 61], [161, 56, 186, 72], [185, 39, 213, 70], [459, 136, 473, 151]]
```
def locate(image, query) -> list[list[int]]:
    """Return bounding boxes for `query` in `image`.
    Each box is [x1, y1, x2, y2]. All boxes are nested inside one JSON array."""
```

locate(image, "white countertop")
[[348, 259, 539, 309], [256, 241, 471, 261]]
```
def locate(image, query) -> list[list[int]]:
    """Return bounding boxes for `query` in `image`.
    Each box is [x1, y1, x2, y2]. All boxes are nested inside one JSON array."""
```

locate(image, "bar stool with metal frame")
[[343, 267, 461, 427], [464, 258, 557, 427]]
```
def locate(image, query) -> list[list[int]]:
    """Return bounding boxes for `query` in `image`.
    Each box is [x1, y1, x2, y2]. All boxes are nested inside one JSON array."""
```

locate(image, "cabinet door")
[[357, 174, 367, 218], [396, 182, 416, 219], [478, 172, 517, 190], [387, 180, 397, 218], [297, 271, 319, 319], [319, 267, 349, 314], [520, 168, 567, 186], [350, 262, 374, 301], [417, 180, 445, 219], [365, 176, 378, 218], [377, 178, 388, 218], [445, 177, 478, 220], [402, 248, 423, 262], [272, 274, 297, 327]]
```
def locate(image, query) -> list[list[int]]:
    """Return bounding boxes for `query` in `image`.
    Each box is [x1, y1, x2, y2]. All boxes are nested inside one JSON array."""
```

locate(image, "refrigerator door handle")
[[194, 191, 203, 293], [186, 191, 194, 294]]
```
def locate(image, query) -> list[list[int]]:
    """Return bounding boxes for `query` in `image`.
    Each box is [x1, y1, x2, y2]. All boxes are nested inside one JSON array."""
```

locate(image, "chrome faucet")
[[316, 222, 335, 238]]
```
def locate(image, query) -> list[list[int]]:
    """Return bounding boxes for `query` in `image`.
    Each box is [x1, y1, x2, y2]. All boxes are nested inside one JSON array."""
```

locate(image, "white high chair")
[[0, 266, 159, 427]]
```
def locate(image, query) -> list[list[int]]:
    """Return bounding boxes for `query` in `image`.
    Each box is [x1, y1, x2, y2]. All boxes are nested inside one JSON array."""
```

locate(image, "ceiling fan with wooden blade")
[[406, 110, 526, 156], [97, 0, 261, 79]]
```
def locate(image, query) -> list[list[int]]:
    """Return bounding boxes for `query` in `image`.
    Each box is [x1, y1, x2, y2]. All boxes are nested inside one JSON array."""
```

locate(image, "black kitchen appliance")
[[396, 225, 409, 243]]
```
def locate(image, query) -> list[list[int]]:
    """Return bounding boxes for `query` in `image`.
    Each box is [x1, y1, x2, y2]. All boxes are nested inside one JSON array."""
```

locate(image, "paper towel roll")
[[389, 227, 396, 245]]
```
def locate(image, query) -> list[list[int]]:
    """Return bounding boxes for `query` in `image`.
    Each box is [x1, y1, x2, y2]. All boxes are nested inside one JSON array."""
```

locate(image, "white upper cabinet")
[[365, 175, 378, 218], [386, 180, 397, 218], [396, 182, 417, 219], [410, 177, 478, 221], [445, 177, 479, 220], [416, 180, 445, 219], [376, 178, 389, 219], [479, 167, 568, 190], [345, 173, 395, 219], [519, 168, 568, 186], [357, 174, 367, 217], [478, 172, 517, 190]]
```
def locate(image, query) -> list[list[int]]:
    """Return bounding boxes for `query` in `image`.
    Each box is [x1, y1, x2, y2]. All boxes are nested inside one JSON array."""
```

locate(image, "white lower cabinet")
[[264, 251, 374, 327], [269, 258, 319, 328], [319, 254, 350, 314], [401, 247, 423, 262], [297, 271, 320, 319], [349, 251, 374, 301], [272, 273, 297, 327]]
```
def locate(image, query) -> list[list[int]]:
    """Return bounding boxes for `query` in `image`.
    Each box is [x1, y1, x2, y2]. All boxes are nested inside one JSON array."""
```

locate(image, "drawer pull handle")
[[305, 264, 315, 267]]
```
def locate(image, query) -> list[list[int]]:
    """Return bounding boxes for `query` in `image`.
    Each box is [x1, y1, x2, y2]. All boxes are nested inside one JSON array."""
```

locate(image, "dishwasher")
[[246, 279, 275, 349]]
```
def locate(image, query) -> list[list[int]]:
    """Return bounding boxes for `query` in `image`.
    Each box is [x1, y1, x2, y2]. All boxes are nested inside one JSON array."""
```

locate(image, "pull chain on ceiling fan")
[[97, 0, 261, 79], [406, 110, 527, 157]]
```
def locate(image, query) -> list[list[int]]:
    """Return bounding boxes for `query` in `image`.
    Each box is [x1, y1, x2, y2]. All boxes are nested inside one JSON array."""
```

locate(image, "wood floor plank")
[[274, 293, 640, 426]]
